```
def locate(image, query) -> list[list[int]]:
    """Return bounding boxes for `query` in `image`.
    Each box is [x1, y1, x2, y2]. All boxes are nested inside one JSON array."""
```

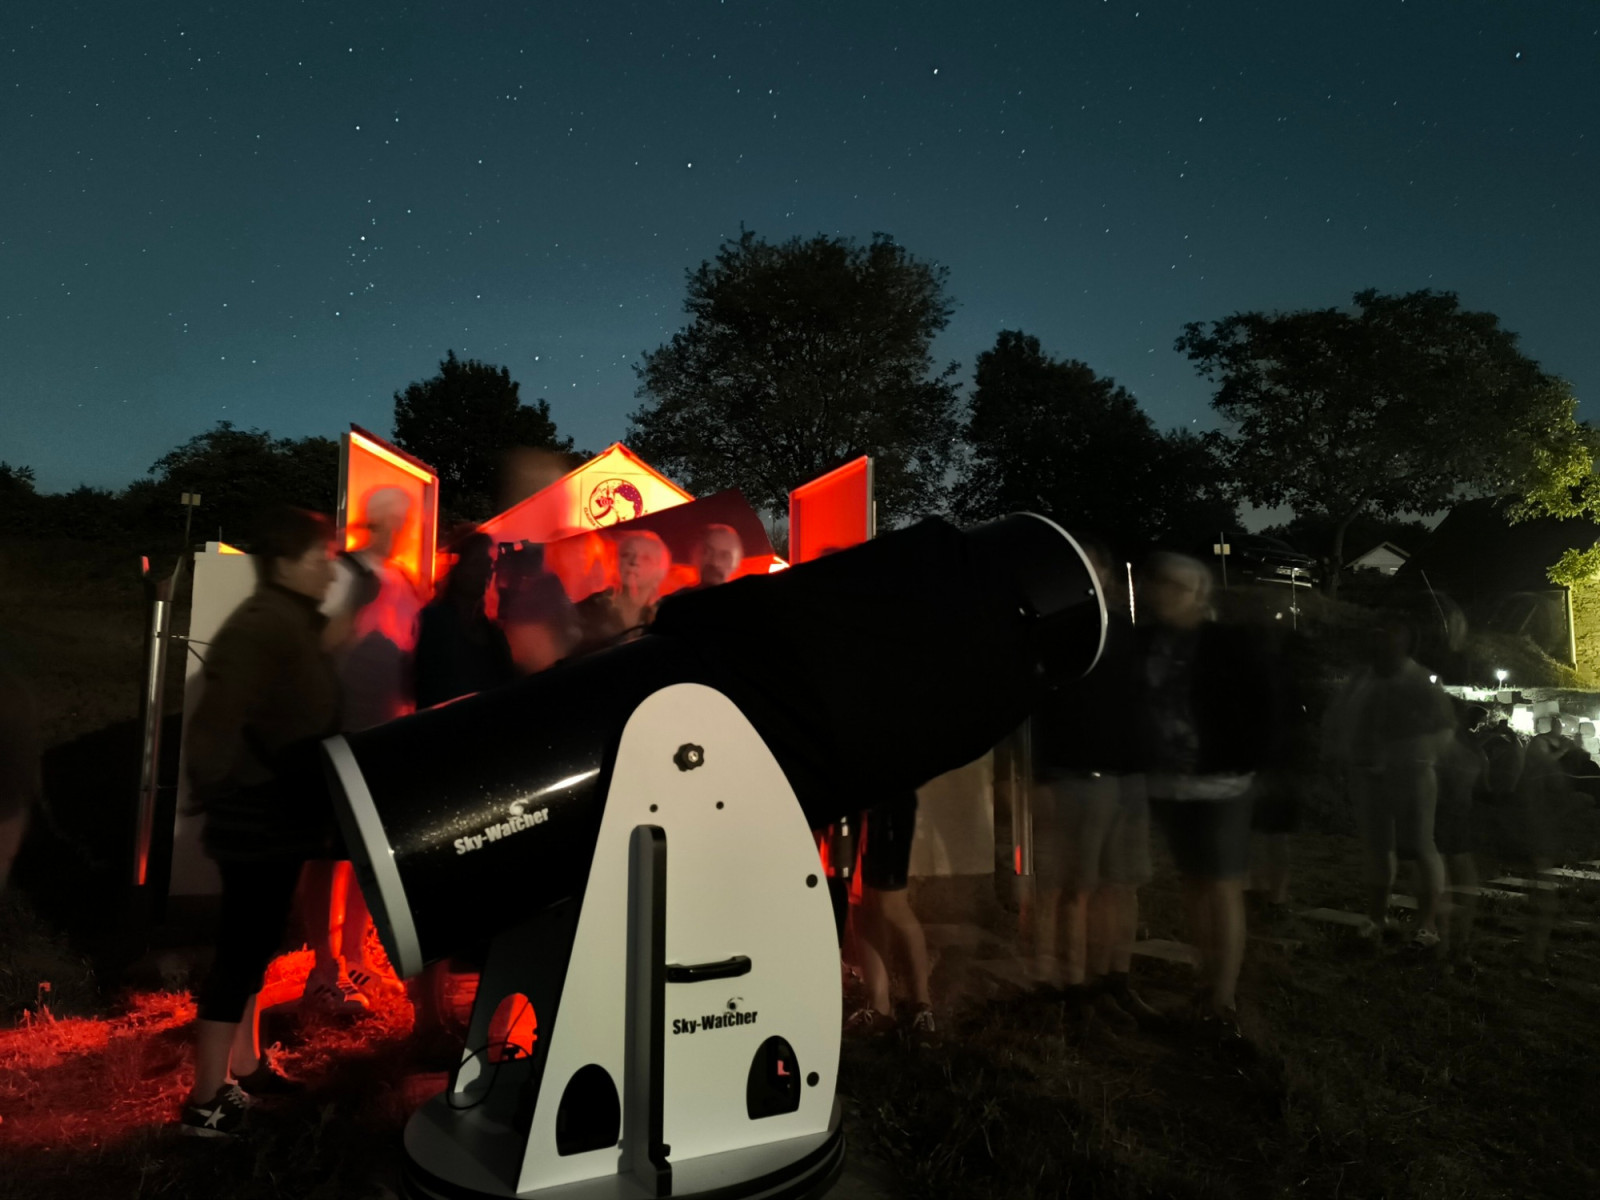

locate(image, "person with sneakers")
[[181, 506, 343, 1135], [1030, 537, 1156, 1030], [1134, 553, 1277, 1039], [846, 791, 935, 1037], [300, 486, 422, 1015], [1324, 616, 1454, 953]]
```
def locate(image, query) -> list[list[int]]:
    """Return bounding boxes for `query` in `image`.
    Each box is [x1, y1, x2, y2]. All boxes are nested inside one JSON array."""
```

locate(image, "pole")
[[132, 579, 172, 886]]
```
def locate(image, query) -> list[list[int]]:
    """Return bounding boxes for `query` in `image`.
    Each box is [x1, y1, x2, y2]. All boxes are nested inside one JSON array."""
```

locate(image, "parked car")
[[1204, 533, 1318, 588]]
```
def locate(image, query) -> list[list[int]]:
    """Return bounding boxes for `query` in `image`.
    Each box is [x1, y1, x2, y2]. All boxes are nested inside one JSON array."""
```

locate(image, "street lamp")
[[1495, 669, 1509, 685]]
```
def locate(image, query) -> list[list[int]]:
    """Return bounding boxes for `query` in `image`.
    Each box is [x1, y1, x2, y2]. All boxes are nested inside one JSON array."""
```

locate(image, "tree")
[[628, 230, 962, 525], [392, 350, 575, 522], [138, 422, 339, 546], [0, 462, 39, 534], [1176, 289, 1591, 594], [952, 331, 1234, 554]]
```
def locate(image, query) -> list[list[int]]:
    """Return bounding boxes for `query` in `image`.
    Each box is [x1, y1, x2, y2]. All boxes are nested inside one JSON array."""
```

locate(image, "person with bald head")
[[573, 529, 670, 652]]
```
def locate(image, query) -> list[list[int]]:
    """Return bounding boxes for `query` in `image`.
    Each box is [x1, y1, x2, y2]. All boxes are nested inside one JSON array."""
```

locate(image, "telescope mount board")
[[393, 684, 846, 1200]]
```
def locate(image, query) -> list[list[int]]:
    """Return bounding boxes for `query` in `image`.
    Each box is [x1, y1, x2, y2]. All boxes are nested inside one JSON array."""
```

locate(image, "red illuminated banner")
[[788, 457, 874, 565]]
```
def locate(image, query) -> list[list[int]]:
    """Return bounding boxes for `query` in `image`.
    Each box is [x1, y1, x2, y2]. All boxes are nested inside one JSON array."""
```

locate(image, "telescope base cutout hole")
[[555, 1064, 621, 1156], [746, 1036, 802, 1119], [485, 993, 537, 1063]]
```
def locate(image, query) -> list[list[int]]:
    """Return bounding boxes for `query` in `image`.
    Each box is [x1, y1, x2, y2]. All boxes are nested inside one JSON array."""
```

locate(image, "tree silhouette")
[[628, 230, 962, 525], [392, 350, 575, 522], [138, 422, 339, 547], [953, 331, 1233, 555], [1177, 289, 1590, 594]]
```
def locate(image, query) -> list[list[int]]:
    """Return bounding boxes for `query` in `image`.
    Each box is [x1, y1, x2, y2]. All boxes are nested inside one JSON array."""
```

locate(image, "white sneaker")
[[345, 963, 403, 1001]]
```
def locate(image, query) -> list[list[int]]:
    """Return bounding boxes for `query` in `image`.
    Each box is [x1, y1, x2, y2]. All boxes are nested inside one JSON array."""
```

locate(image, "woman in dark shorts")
[[847, 792, 935, 1035]]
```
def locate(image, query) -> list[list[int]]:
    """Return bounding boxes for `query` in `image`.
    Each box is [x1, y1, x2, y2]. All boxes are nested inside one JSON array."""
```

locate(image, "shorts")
[[1033, 774, 1151, 892], [1351, 766, 1439, 863], [1150, 793, 1253, 880], [860, 795, 918, 891]]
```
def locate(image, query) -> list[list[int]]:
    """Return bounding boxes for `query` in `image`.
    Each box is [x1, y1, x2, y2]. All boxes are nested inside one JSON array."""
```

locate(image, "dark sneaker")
[[235, 1046, 305, 1098], [181, 1083, 250, 1138], [1110, 984, 1165, 1026], [908, 1005, 938, 1043], [1092, 990, 1139, 1032]]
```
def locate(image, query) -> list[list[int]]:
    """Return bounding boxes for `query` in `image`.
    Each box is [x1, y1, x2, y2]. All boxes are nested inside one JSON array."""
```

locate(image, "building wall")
[[1571, 580, 1600, 679]]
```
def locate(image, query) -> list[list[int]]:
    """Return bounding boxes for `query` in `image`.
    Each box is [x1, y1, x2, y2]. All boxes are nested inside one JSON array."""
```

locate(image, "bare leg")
[[1526, 856, 1556, 966], [1033, 885, 1063, 987], [301, 859, 342, 974], [1105, 884, 1138, 975], [1086, 886, 1115, 980], [1210, 879, 1247, 1011], [875, 888, 932, 1008], [228, 994, 261, 1076], [339, 864, 380, 973], [1061, 889, 1091, 987], [1181, 876, 1213, 994], [854, 893, 893, 1015], [1446, 852, 1478, 956], [1260, 833, 1291, 905], [192, 1018, 238, 1103]]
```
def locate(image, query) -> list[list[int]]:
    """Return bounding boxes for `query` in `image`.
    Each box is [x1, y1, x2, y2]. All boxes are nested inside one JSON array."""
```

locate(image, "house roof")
[[1394, 498, 1600, 598]]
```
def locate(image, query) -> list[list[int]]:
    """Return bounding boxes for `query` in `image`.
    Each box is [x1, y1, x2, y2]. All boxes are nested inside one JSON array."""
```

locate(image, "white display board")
[[168, 544, 258, 896]]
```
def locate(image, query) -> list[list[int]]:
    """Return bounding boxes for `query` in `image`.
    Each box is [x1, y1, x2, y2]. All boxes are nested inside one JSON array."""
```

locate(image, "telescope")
[[322, 514, 1106, 1200]]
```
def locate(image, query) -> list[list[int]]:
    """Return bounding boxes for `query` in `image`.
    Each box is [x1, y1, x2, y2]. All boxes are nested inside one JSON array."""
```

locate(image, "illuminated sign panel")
[[476, 443, 694, 547], [340, 426, 439, 592], [788, 457, 874, 565]]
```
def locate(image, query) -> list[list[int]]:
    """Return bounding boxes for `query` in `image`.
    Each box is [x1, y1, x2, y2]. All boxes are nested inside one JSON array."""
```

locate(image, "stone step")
[[1297, 907, 1370, 929], [1131, 938, 1200, 967], [1490, 876, 1564, 892], [1543, 867, 1600, 885]]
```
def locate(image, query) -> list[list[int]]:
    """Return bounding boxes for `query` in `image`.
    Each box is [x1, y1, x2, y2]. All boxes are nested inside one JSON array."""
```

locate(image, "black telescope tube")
[[323, 514, 1104, 975]]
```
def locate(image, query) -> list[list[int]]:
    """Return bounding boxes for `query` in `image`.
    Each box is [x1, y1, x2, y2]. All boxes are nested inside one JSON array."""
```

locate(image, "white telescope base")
[[400, 1101, 845, 1200], [396, 684, 845, 1200]]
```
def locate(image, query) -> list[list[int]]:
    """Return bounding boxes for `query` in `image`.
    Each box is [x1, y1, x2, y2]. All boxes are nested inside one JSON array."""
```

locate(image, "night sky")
[[4, 1, 1596, 496]]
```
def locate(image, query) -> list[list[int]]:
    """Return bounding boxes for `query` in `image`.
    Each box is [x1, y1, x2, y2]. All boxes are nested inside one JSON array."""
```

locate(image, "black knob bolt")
[[673, 743, 705, 771]]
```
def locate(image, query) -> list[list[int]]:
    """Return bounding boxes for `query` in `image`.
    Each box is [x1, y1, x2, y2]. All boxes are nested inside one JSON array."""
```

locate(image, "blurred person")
[[0, 650, 42, 893], [1509, 714, 1581, 969], [300, 485, 423, 1014], [846, 792, 935, 1036], [1249, 629, 1317, 913], [543, 528, 611, 604], [414, 534, 514, 708], [575, 530, 669, 650], [1135, 553, 1277, 1038], [691, 524, 744, 588], [180, 507, 342, 1137], [502, 571, 582, 674], [1031, 538, 1156, 1030], [1324, 617, 1454, 951], [1435, 701, 1488, 962]]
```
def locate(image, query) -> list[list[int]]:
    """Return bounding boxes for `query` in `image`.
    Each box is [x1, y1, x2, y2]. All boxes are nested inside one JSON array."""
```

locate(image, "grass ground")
[[4, 823, 1598, 1200]]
